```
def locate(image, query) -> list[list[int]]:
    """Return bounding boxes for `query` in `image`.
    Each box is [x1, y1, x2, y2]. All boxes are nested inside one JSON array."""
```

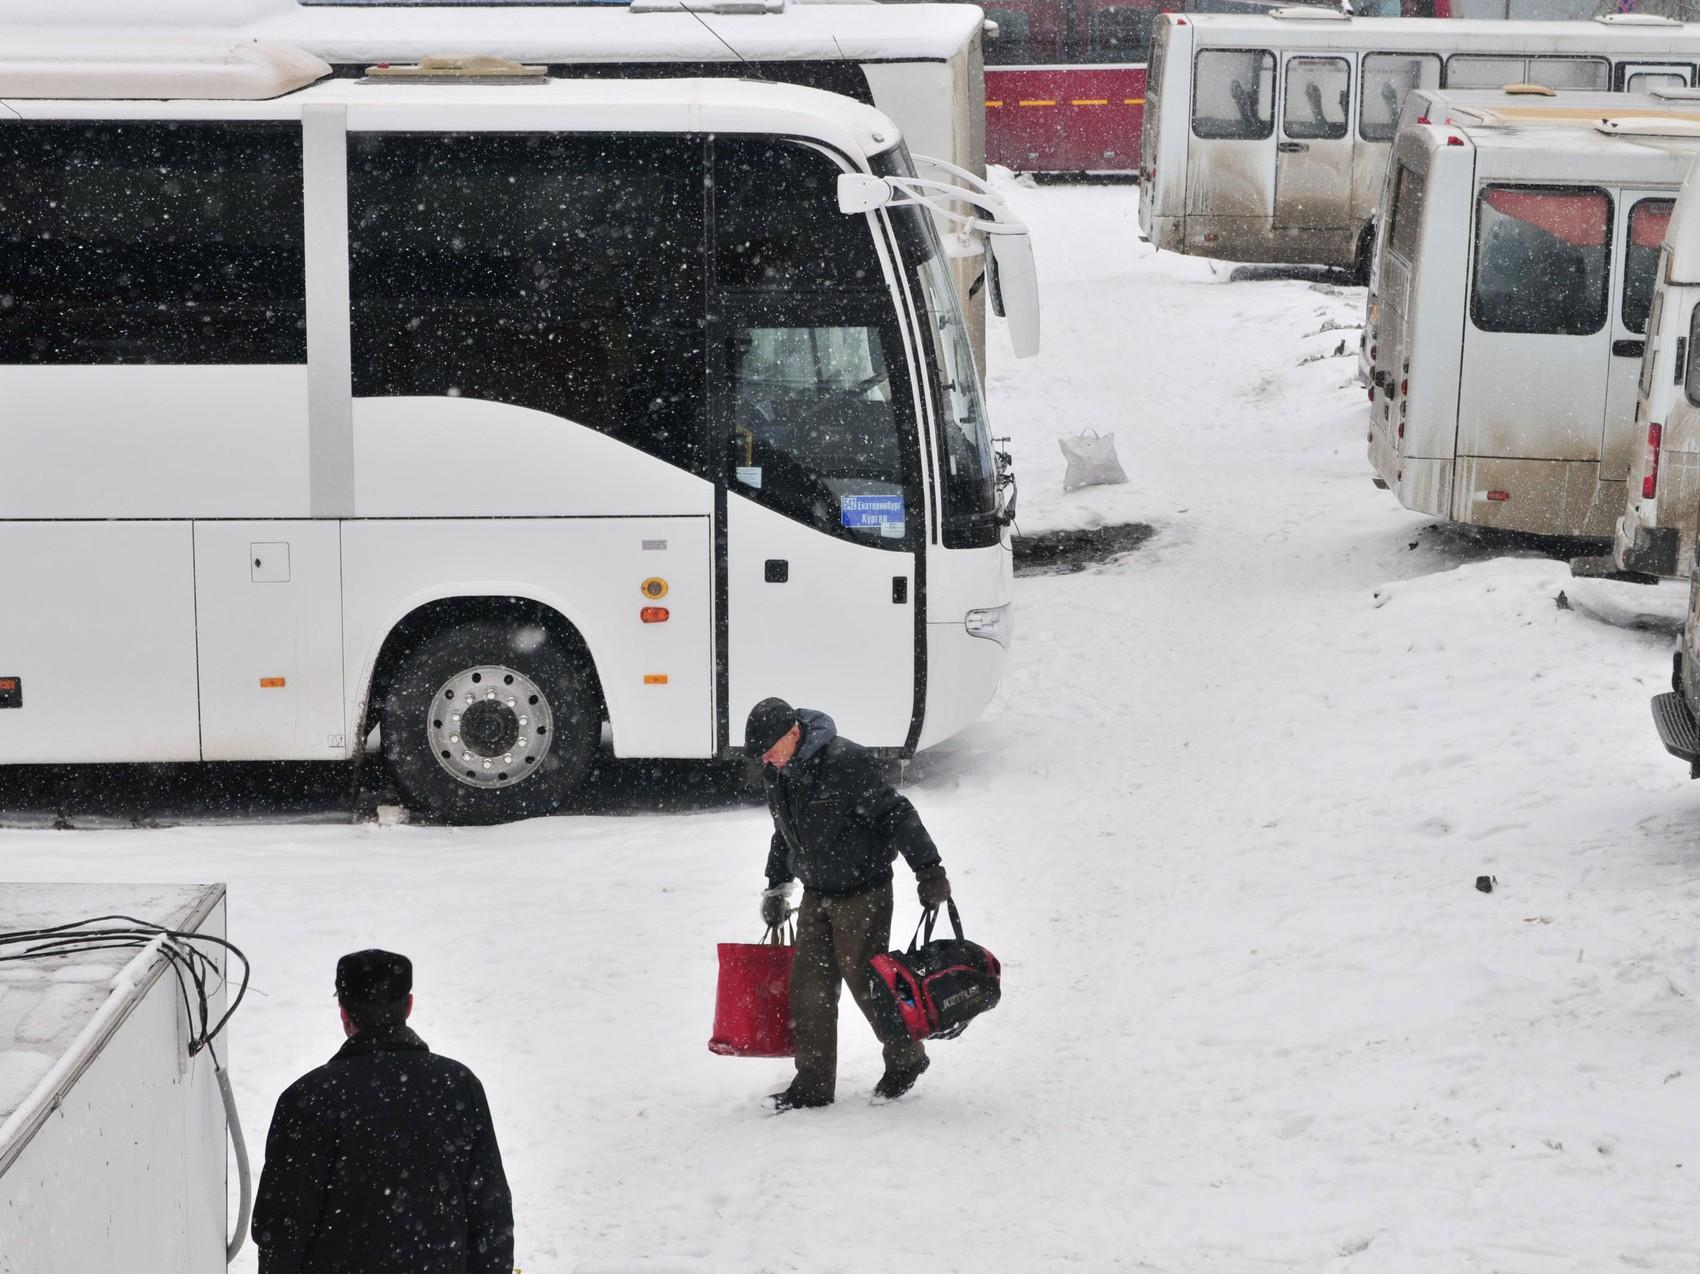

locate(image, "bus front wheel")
[[380, 620, 599, 825]]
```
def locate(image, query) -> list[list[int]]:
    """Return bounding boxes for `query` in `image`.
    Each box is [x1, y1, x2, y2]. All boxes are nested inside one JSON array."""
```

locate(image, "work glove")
[[916, 866, 951, 909], [761, 882, 794, 929]]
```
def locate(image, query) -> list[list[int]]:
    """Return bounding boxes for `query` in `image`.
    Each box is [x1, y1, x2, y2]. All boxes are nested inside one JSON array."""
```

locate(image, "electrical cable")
[[0, 914, 255, 1258]]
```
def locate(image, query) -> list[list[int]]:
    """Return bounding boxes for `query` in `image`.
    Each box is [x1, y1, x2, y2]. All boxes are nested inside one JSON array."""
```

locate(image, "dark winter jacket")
[[763, 709, 943, 897], [252, 1025, 513, 1274]]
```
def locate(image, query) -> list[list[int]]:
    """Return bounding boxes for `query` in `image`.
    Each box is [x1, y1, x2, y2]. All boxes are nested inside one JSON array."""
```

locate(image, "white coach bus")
[[1138, 9, 1700, 274], [0, 42, 1036, 824], [1367, 108, 1700, 538]]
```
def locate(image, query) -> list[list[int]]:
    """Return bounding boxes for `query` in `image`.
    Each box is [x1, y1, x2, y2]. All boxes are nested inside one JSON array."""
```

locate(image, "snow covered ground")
[[9, 179, 1700, 1271]]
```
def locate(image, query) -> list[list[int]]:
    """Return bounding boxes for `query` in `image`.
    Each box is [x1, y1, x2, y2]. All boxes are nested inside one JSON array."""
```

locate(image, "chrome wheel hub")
[[428, 665, 554, 789]]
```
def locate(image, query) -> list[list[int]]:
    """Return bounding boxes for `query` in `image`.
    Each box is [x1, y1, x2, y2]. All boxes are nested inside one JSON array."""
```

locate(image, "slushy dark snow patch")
[[1012, 523, 1155, 575]]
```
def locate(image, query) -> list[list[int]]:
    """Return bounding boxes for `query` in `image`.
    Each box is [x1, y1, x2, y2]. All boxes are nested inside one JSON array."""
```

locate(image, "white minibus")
[[1138, 9, 1700, 273], [1367, 109, 1700, 538], [0, 41, 1036, 824], [1611, 154, 1700, 580]]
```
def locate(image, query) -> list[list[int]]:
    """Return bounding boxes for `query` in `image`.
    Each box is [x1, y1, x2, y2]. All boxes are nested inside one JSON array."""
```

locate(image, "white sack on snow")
[[1059, 429, 1128, 491]]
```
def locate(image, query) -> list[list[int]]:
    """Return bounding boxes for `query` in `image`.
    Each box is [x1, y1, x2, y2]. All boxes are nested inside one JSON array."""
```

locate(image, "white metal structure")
[[1367, 108, 1700, 537], [0, 45, 1033, 824], [1613, 151, 1700, 580], [1, 0, 994, 359], [1138, 10, 1700, 272], [0, 885, 230, 1273]]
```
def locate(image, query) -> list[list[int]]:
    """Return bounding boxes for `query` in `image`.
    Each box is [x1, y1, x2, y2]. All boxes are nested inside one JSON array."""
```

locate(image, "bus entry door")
[[1273, 54, 1354, 234], [724, 494, 916, 753]]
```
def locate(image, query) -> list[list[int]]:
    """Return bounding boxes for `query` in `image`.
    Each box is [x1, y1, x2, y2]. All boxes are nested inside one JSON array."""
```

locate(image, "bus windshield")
[[875, 149, 1001, 548]]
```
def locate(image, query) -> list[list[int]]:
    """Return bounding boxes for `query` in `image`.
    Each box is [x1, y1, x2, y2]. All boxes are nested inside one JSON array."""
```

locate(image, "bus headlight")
[[964, 604, 1012, 647]]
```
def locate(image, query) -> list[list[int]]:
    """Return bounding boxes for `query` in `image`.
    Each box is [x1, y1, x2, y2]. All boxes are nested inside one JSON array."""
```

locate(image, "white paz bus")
[[1138, 9, 1700, 274], [1367, 105, 1700, 538], [0, 41, 1038, 824]]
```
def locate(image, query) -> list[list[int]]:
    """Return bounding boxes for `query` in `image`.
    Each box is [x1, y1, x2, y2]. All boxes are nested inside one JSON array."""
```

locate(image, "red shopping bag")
[[708, 924, 795, 1057]]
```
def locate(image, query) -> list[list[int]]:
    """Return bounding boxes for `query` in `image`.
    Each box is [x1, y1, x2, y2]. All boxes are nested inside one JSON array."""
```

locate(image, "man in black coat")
[[252, 950, 514, 1273], [747, 697, 952, 1112]]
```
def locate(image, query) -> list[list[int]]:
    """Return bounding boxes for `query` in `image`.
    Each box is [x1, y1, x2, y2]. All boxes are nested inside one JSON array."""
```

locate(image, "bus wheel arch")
[[365, 597, 607, 825]]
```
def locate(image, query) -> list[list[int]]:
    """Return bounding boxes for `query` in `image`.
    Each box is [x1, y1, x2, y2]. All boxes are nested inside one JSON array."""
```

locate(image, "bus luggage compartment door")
[[725, 493, 915, 751], [0, 522, 201, 763], [193, 520, 346, 761], [1272, 54, 1353, 234]]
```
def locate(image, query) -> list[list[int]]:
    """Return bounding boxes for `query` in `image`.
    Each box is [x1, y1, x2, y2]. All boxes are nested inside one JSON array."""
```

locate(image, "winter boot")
[[765, 1086, 833, 1113], [872, 1055, 930, 1102]]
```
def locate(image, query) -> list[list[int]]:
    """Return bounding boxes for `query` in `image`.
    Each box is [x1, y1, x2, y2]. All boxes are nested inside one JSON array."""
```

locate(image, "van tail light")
[[1644, 422, 1664, 500], [1416, 115, 1431, 125]]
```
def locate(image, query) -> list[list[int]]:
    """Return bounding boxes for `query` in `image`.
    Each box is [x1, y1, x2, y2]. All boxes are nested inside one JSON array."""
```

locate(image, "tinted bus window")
[[1687, 302, 1700, 408], [719, 141, 916, 546], [1388, 163, 1426, 262], [1472, 185, 1611, 336], [1192, 48, 1276, 140], [0, 122, 305, 365], [1625, 199, 1675, 335], [983, 7, 1035, 64], [1283, 57, 1350, 142], [1082, 5, 1157, 63], [348, 132, 708, 475], [715, 141, 884, 291], [1360, 53, 1440, 142]]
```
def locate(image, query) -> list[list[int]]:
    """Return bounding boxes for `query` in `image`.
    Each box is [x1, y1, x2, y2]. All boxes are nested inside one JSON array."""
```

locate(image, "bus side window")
[[1359, 53, 1440, 143], [1444, 55, 1523, 89], [1628, 71, 1692, 94], [714, 141, 884, 292], [1192, 48, 1275, 141], [1687, 303, 1700, 407], [1624, 199, 1675, 336], [1527, 57, 1609, 91], [347, 133, 708, 476], [983, 6, 1034, 65], [1082, 5, 1157, 64], [1283, 57, 1349, 142], [1471, 185, 1611, 337], [0, 122, 305, 366]]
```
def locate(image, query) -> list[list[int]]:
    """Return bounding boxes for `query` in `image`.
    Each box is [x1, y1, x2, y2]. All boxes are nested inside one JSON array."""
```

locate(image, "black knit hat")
[[336, 949, 412, 1006], [744, 697, 798, 759]]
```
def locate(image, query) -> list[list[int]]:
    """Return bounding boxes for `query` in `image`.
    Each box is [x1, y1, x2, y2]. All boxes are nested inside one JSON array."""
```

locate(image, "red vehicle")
[[981, 0, 1167, 173]]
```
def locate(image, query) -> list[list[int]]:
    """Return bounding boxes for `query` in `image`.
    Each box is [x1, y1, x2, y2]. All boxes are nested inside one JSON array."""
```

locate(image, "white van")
[[1611, 154, 1700, 580], [1358, 84, 1700, 387], [1138, 10, 1700, 273], [1367, 110, 1700, 537], [0, 42, 1037, 824]]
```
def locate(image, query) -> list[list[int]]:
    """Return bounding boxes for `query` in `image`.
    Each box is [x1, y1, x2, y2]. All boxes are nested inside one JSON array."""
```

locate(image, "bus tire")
[[379, 619, 599, 825]]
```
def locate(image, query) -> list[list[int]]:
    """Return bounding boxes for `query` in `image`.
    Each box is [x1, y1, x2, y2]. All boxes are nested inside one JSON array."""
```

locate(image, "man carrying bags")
[[746, 697, 952, 1112]]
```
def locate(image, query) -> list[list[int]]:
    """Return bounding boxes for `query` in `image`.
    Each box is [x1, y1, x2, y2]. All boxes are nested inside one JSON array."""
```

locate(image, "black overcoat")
[[252, 1025, 513, 1274], [762, 709, 943, 896]]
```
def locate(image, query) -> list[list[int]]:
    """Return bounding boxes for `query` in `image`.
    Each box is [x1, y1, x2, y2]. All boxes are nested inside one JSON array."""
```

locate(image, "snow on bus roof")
[[0, 884, 224, 1126], [0, 36, 330, 98], [3, 0, 986, 65]]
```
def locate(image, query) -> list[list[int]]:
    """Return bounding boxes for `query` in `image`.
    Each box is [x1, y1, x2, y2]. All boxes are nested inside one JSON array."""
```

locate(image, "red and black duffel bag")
[[866, 900, 1001, 1042]]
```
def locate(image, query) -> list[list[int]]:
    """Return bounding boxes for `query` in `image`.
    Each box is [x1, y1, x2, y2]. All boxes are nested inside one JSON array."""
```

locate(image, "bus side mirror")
[[986, 229, 1041, 358], [837, 173, 893, 214]]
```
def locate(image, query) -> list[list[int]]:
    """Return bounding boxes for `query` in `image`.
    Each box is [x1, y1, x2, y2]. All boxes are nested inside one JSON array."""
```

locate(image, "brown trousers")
[[789, 880, 926, 1103]]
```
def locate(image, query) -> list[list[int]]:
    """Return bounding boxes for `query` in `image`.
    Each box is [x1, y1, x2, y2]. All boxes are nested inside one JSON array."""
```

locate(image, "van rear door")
[[1604, 194, 1677, 482], [1456, 182, 1615, 470]]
